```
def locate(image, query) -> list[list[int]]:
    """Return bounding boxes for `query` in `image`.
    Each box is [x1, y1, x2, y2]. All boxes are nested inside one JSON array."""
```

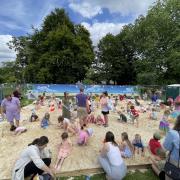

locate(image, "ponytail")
[[28, 138, 39, 146]]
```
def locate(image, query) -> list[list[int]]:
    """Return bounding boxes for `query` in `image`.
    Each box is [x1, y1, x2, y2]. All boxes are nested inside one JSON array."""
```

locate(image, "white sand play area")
[[0, 99, 168, 179]]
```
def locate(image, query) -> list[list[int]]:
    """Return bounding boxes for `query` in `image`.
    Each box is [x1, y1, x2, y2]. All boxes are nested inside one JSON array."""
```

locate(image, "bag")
[[164, 131, 180, 180]]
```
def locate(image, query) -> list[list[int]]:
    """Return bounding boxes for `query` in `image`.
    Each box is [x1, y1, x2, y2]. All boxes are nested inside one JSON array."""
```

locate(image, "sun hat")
[[153, 132, 161, 140], [86, 128, 93, 136]]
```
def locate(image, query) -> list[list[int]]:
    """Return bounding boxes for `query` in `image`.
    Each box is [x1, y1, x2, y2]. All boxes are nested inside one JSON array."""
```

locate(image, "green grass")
[[57, 169, 158, 180], [21, 98, 34, 107]]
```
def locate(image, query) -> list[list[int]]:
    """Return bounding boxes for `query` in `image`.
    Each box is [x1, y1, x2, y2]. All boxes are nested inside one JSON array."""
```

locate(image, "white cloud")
[[0, 35, 16, 63], [69, 0, 155, 19], [69, 2, 102, 18], [81, 22, 126, 46]]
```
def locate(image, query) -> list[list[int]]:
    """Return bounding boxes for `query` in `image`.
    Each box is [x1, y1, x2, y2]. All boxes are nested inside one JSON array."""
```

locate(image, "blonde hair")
[[122, 132, 134, 153]]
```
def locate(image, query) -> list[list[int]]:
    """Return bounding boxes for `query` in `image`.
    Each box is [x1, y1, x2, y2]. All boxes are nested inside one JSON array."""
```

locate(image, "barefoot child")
[[119, 132, 134, 158], [132, 134, 145, 156], [55, 132, 72, 171], [130, 106, 139, 127], [14, 126, 27, 135], [41, 112, 50, 129], [77, 126, 93, 145], [58, 116, 77, 135]]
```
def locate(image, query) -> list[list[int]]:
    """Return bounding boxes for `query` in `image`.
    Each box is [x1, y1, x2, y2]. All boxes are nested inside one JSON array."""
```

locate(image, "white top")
[[63, 118, 70, 125], [106, 143, 123, 166], [12, 145, 50, 180]]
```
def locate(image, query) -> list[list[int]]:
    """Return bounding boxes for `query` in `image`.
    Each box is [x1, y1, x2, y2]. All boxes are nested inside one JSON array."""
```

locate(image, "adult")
[[1, 94, 21, 131], [99, 131, 127, 180], [163, 115, 180, 179], [76, 88, 89, 126], [13, 87, 21, 99], [62, 92, 71, 119], [12, 136, 54, 180], [100, 91, 109, 127]]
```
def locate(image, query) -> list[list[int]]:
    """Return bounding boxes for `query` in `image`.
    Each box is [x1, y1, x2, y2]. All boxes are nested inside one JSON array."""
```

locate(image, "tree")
[[9, 8, 94, 83]]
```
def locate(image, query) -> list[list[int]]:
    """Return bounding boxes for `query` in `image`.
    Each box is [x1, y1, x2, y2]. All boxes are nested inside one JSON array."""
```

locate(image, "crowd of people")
[[0, 87, 180, 180]]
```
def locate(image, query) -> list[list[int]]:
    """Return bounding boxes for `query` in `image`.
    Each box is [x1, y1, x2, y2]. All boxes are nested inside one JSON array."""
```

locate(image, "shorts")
[[77, 107, 88, 120], [6, 111, 20, 122], [102, 111, 109, 115], [133, 143, 144, 149]]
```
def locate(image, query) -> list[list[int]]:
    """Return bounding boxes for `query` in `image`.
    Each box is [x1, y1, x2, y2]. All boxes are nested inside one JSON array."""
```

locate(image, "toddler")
[[117, 110, 127, 123], [55, 132, 72, 171], [149, 108, 158, 120], [30, 110, 39, 122], [41, 112, 50, 129], [77, 126, 93, 145], [130, 106, 139, 127], [96, 115, 105, 125], [132, 134, 145, 156], [159, 110, 170, 134], [14, 126, 27, 135], [119, 132, 134, 158]]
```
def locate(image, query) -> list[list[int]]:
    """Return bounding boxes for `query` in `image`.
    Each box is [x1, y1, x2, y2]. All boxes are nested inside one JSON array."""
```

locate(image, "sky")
[[0, 0, 156, 63]]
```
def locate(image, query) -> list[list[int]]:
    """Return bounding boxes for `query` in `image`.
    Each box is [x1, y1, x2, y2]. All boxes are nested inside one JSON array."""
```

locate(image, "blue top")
[[163, 129, 180, 162], [76, 93, 87, 107]]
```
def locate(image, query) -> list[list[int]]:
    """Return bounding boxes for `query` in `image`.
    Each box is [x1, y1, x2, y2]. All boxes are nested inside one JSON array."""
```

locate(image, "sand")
[[0, 100, 168, 179]]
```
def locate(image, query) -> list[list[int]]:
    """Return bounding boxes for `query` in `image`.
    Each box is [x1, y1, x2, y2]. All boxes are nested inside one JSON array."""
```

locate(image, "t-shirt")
[[149, 139, 161, 155], [76, 93, 87, 107]]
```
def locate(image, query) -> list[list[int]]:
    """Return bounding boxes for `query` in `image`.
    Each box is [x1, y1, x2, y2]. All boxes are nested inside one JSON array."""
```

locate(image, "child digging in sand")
[[55, 132, 72, 171], [41, 112, 50, 129], [77, 125, 93, 145], [58, 115, 77, 135]]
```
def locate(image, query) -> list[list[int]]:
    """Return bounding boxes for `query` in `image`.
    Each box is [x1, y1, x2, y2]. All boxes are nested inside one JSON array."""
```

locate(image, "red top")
[[131, 109, 139, 117], [149, 138, 161, 155]]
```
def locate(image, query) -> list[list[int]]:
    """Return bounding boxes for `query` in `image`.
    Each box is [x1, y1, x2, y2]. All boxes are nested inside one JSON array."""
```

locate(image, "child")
[[30, 111, 39, 122], [117, 110, 127, 123], [132, 134, 145, 156], [55, 132, 72, 171], [86, 114, 96, 124], [159, 110, 170, 134], [130, 106, 139, 127], [119, 132, 134, 158], [150, 148, 166, 179], [149, 108, 158, 120], [58, 116, 77, 135], [14, 126, 27, 135], [77, 126, 93, 145], [148, 132, 162, 156], [96, 115, 105, 125], [41, 112, 50, 129]]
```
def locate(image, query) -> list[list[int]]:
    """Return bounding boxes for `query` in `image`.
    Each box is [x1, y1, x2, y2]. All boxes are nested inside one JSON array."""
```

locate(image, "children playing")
[[119, 132, 134, 158], [58, 116, 77, 135], [55, 132, 72, 171], [130, 105, 139, 127], [41, 112, 50, 129], [148, 132, 162, 156], [149, 108, 158, 120], [117, 110, 127, 123], [30, 111, 39, 122], [159, 110, 170, 134], [132, 134, 145, 156], [77, 125, 93, 145]]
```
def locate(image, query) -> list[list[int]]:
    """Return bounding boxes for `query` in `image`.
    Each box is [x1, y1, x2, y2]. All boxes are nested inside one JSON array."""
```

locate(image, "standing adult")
[[163, 115, 180, 180], [1, 94, 21, 131], [62, 92, 71, 119], [12, 136, 54, 180], [100, 91, 109, 127], [99, 131, 127, 180], [76, 88, 89, 126], [13, 87, 21, 99]]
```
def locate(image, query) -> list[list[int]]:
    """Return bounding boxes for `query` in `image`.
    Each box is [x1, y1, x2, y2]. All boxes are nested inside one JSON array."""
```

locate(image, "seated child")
[[96, 115, 105, 125], [55, 132, 72, 171], [117, 110, 127, 123], [30, 111, 39, 122], [149, 108, 158, 120], [150, 148, 166, 179], [148, 132, 162, 156], [132, 134, 145, 156], [14, 126, 27, 135], [159, 110, 170, 134], [86, 114, 96, 124], [41, 112, 50, 129], [58, 116, 77, 135], [119, 132, 134, 158], [77, 125, 93, 145]]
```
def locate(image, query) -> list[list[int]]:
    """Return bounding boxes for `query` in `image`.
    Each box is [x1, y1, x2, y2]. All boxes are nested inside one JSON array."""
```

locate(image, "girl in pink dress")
[[55, 132, 72, 171]]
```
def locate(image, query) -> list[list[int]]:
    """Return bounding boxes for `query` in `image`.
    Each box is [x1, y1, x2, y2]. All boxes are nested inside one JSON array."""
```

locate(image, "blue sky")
[[0, 0, 155, 62]]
